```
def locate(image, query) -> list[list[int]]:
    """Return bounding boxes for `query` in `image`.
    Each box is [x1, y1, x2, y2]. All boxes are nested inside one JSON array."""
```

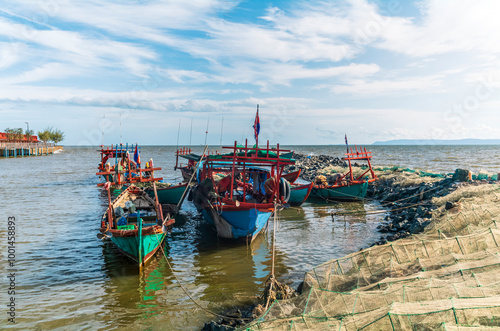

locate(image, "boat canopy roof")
[[179, 153, 202, 162]]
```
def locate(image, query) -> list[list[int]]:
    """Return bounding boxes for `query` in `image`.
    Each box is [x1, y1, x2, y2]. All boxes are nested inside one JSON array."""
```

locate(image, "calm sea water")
[[1, 145, 497, 330]]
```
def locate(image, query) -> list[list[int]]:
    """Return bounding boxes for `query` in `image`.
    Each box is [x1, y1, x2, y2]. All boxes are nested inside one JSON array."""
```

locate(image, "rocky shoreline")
[[202, 153, 495, 330]]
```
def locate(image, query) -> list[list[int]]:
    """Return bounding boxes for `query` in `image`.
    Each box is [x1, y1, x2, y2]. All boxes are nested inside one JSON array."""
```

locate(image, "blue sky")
[[1, 0, 500, 145]]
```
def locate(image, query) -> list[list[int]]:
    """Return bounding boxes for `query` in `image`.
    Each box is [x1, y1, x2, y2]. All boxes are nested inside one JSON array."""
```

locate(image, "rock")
[[201, 321, 236, 331]]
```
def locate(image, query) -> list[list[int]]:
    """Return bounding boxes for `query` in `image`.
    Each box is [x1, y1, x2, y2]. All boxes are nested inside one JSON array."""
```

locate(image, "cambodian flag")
[[253, 106, 260, 142], [134, 144, 141, 165]]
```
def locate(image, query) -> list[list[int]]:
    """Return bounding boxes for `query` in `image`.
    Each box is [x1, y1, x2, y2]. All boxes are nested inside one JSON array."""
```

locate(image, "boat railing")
[[96, 164, 163, 186], [203, 139, 295, 204], [342, 146, 376, 182]]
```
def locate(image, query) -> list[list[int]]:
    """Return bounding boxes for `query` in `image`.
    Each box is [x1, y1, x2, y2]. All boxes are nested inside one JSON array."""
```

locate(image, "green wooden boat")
[[308, 181, 369, 201], [289, 182, 313, 206], [100, 184, 174, 267], [145, 183, 188, 205], [308, 145, 377, 202]]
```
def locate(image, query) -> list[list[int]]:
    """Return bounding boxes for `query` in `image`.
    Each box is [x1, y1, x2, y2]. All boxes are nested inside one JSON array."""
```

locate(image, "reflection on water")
[[4, 145, 494, 330]]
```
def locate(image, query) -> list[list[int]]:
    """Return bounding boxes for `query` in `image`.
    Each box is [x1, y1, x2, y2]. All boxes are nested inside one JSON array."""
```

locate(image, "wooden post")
[[127, 154, 132, 183], [153, 181, 163, 222]]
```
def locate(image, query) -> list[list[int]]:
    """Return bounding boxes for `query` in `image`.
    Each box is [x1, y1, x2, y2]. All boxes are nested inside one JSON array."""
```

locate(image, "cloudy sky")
[[1, 0, 500, 145]]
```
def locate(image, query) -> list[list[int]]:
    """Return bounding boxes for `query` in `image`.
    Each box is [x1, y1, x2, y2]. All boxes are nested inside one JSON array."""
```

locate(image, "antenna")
[[204, 111, 210, 146], [219, 117, 224, 151], [176, 118, 181, 151], [119, 113, 122, 145], [101, 114, 105, 145]]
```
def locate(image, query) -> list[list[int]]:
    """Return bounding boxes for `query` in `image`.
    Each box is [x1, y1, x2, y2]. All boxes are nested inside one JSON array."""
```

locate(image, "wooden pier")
[[0, 142, 56, 158]]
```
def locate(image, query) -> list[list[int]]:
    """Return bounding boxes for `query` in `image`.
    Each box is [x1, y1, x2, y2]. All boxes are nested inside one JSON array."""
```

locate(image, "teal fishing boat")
[[144, 183, 188, 205], [309, 180, 369, 201], [308, 146, 376, 202], [99, 184, 174, 267], [289, 182, 313, 206]]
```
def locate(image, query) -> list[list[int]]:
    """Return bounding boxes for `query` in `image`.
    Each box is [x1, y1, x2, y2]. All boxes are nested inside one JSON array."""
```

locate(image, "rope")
[[332, 201, 433, 217], [153, 230, 252, 322]]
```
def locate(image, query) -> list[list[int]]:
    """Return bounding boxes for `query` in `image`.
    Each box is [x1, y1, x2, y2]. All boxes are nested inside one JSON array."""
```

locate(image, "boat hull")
[[146, 183, 187, 205], [109, 231, 166, 266], [289, 182, 313, 206], [308, 181, 368, 201], [201, 206, 272, 241]]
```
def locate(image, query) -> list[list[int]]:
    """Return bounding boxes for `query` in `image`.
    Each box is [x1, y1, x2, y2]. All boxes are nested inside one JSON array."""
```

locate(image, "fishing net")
[[242, 183, 500, 330]]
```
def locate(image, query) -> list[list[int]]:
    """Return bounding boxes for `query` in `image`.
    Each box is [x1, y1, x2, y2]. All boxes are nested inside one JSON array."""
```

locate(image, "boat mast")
[[204, 111, 210, 146], [189, 118, 193, 147], [176, 118, 181, 151]]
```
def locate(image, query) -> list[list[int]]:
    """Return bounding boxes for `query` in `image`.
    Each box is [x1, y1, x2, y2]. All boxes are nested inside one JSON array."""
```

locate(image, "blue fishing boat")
[[191, 140, 295, 242]]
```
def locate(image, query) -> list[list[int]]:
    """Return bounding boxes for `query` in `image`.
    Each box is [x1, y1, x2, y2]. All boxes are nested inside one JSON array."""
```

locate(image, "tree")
[[4, 128, 24, 142], [4, 128, 15, 141], [50, 129, 65, 145], [37, 128, 52, 143], [25, 129, 34, 142], [14, 128, 24, 141]]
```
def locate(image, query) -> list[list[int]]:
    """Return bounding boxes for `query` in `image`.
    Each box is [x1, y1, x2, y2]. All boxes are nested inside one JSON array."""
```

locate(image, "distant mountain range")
[[372, 139, 500, 145]]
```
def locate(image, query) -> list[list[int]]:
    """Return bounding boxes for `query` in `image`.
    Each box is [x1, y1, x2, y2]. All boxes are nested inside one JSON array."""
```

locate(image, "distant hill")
[[372, 139, 500, 145]]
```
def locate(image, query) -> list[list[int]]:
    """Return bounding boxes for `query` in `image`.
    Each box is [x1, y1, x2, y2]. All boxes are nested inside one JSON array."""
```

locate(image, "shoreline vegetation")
[[203, 153, 500, 330]]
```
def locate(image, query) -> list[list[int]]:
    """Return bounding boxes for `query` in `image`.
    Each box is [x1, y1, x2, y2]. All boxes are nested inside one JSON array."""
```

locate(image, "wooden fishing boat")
[[99, 184, 174, 267], [149, 183, 188, 205], [174, 147, 202, 182], [289, 182, 313, 206], [308, 146, 377, 202], [191, 141, 294, 242], [282, 169, 301, 183], [134, 182, 188, 205], [97, 144, 163, 187]]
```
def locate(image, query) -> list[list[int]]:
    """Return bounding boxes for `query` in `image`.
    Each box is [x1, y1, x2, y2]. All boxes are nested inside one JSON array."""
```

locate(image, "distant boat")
[[191, 140, 294, 242], [308, 146, 377, 202], [99, 184, 174, 267]]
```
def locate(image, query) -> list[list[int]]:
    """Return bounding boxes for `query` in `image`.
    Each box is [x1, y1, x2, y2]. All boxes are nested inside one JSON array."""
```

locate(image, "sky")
[[1, 0, 500, 145]]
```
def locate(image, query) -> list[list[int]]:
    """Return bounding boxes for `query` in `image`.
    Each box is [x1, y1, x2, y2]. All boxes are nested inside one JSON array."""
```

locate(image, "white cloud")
[[332, 74, 445, 95], [377, 0, 500, 57], [0, 17, 156, 78]]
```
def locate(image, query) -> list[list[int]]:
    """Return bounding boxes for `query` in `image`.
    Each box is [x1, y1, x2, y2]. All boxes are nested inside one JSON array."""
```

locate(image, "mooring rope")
[[331, 201, 434, 217], [153, 229, 253, 322]]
